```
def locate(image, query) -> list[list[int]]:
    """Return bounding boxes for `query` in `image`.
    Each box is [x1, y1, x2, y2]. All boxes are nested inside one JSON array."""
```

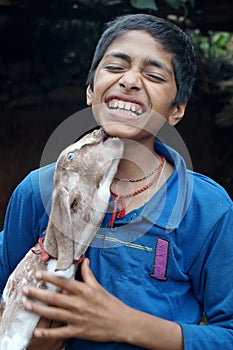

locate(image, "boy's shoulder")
[[187, 169, 232, 212], [14, 163, 56, 210]]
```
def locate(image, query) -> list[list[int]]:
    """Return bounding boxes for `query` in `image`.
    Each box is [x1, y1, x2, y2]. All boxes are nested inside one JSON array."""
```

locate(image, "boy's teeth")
[[107, 99, 143, 116], [131, 104, 136, 112], [118, 101, 124, 109], [124, 103, 131, 111]]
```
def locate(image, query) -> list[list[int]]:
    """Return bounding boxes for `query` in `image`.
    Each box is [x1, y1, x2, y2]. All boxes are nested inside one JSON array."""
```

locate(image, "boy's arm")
[[0, 174, 39, 297], [0, 166, 53, 297]]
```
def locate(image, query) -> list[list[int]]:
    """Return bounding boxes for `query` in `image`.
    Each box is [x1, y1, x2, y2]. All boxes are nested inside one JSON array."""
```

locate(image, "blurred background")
[[0, 0, 233, 228]]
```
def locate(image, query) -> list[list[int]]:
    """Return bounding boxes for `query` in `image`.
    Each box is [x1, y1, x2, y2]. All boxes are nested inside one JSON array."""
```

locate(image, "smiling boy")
[[1, 14, 233, 350]]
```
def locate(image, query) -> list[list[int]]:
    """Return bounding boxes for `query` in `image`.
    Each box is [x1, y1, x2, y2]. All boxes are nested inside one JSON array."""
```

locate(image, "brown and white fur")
[[0, 128, 124, 350]]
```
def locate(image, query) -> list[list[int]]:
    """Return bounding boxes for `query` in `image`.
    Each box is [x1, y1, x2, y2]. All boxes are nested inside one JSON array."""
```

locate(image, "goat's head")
[[44, 128, 124, 270]]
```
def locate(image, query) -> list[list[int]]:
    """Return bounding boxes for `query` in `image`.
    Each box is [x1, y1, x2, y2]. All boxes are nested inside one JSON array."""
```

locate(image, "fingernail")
[[22, 286, 29, 295], [24, 301, 32, 310], [35, 271, 42, 279], [34, 329, 43, 337]]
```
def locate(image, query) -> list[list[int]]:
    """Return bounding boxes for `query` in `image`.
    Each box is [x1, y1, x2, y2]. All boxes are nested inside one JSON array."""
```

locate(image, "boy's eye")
[[105, 65, 124, 71], [145, 73, 166, 82]]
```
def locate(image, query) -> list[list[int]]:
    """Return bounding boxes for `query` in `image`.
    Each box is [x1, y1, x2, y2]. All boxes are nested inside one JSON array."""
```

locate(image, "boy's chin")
[[101, 124, 138, 139], [102, 126, 154, 143]]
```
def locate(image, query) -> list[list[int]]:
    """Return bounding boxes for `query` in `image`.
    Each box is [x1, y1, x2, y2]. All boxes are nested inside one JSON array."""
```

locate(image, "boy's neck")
[[115, 137, 160, 181]]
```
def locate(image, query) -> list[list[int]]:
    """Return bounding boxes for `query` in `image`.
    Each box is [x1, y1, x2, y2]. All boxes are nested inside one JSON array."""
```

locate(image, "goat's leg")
[[0, 255, 76, 350]]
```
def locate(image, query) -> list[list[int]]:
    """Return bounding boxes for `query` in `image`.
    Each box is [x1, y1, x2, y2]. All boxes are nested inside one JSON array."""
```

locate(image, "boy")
[[1, 14, 233, 349]]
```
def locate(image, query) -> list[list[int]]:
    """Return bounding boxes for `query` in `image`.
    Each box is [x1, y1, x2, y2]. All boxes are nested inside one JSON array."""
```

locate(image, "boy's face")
[[86, 30, 186, 141]]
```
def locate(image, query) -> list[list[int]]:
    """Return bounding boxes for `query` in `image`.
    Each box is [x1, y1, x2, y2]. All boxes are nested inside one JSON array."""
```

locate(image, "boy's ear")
[[86, 85, 93, 106], [167, 103, 186, 126]]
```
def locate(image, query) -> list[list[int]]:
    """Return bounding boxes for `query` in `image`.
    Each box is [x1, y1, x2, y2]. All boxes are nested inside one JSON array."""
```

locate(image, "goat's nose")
[[101, 128, 109, 142], [92, 128, 101, 137]]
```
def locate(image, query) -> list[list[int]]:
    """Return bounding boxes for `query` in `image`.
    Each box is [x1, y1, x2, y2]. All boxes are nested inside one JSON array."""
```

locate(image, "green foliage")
[[165, 0, 194, 9], [130, 0, 158, 10], [190, 29, 233, 59], [130, 0, 194, 11], [189, 28, 233, 197]]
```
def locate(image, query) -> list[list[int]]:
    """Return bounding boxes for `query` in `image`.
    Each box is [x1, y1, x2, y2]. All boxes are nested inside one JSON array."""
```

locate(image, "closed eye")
[[105, 65, 125, 72], [145, 73, 166, 83]]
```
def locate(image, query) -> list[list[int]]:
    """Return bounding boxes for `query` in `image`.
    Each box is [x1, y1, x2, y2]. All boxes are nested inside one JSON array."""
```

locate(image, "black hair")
[[86, 13, 196, 105]]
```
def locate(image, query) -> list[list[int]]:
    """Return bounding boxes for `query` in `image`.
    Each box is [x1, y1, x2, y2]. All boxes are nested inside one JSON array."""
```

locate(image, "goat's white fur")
[[0, 129, 124, 350]]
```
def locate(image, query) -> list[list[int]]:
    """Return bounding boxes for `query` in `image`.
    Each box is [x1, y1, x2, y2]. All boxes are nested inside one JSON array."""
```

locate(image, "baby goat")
[[0, 128, 124, 350]]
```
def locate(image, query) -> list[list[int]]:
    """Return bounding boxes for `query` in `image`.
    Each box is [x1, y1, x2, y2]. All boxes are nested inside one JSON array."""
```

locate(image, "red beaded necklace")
[[109, 155, 166, 228]]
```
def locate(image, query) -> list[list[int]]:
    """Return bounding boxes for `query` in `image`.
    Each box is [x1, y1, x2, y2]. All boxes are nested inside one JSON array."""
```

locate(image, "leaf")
[[165, 0, 181, 9], [99, 0, 125, 5], [165, 0, 193, 10], [130, 0, 158, 10]]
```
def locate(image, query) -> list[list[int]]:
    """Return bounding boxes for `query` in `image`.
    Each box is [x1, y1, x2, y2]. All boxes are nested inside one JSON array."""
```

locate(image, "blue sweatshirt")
[[1, 141, 233, 349]]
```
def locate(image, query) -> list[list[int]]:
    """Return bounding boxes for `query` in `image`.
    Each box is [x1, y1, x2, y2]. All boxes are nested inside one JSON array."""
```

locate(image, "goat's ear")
[[51, 186, 72, 237], [44, 186, 74, 270]]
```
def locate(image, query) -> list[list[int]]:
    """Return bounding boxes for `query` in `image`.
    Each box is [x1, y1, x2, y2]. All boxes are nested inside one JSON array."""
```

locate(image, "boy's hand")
[[27, 318, 66, 350], [23, 258, 128, 343]]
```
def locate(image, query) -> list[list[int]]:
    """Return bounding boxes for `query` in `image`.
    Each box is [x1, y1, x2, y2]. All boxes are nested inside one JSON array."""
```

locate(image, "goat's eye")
[[67, 152, 75, 161]]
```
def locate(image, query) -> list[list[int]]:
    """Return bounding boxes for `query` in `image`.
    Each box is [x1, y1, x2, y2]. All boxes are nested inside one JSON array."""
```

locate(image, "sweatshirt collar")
[[142, 140, 193, 231]]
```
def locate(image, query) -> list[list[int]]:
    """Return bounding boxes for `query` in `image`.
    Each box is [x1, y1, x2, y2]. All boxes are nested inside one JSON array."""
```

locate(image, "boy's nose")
[[118, 69, 142, 91]]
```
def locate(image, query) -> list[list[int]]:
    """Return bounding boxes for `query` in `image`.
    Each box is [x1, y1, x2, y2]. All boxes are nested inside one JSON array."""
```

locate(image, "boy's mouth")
[[106, 98, 144, 117]]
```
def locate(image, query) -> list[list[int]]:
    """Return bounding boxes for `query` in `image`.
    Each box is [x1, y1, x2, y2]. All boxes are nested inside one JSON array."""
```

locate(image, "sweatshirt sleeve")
[[0, 166, 53, 298], [179, 205, 233, 349]]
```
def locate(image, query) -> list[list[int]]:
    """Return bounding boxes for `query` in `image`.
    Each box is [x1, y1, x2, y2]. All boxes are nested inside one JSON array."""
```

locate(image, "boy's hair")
[[86, 13, 196, 105]]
